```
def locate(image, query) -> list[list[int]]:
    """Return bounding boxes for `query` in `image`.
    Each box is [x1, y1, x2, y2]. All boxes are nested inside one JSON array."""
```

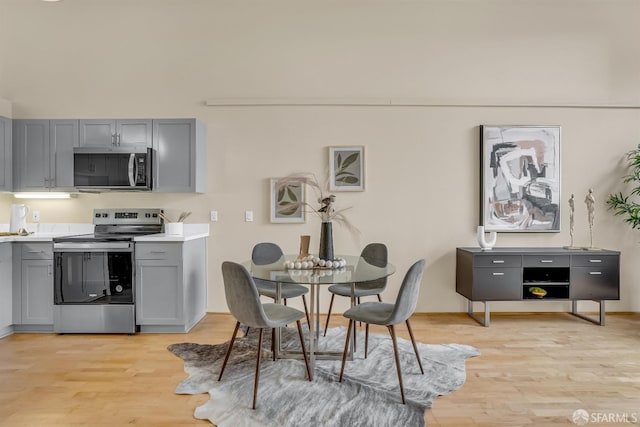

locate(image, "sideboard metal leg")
[[571, 300, 606, 326], [467, 300, 490, 327]]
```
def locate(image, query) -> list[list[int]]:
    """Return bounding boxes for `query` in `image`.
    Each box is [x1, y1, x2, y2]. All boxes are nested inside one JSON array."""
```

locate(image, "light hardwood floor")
[[1, 312, 639, 427]]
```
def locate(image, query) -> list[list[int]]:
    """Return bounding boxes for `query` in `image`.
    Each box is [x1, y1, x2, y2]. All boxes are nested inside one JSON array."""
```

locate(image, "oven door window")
[[54, 252, 133, 304]]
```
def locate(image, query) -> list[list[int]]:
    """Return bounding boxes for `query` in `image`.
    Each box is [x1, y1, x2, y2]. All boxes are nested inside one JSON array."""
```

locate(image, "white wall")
[[1, 0, 639, 314]]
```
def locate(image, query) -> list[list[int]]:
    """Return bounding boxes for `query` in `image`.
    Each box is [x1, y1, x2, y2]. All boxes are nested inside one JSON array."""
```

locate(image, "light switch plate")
[[32, 211, 40, 222], [210, 210, 218, 222], [245, 210, 254, 222]]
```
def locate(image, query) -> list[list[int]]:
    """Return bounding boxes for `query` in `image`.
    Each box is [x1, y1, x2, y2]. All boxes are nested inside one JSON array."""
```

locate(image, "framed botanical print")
[[329, 146, 365, 191], [480, 125, 561, 232], [270, 178, 305, 223]]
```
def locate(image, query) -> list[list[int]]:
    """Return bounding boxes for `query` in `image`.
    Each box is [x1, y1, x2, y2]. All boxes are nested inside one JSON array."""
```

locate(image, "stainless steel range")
[[52, 208, 164, 333]]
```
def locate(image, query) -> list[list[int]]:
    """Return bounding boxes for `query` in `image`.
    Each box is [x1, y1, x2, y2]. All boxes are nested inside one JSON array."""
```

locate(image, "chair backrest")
[[357, 243, 388, 291], [221, 261, 271, 328], [252, 242, 284, 265], [387, 259, 426, 325]]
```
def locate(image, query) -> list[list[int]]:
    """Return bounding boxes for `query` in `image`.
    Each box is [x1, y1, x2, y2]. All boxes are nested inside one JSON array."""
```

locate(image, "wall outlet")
[[245, 210, 254, 222], [210, 210, 218, 222], [32, 211, 40, 222]]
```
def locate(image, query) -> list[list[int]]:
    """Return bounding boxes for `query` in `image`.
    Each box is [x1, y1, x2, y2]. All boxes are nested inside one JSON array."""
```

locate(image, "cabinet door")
[[13, 120, 51, 190], [117, 119, 152, 148], [21, 259, 54, 324], [0, 117, 11, 191], [472, 267, 522, 300], [0, 243, 12, 332], [570, 267, 619, 300], [50, 120, 79, 190], [79, 119, 116, 147], [136, 259, 183, 325], [152, 119, 206, 193]]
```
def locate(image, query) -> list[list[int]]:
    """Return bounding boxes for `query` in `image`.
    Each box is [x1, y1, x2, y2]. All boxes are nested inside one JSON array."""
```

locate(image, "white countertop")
[[0, 223, 209, 243]]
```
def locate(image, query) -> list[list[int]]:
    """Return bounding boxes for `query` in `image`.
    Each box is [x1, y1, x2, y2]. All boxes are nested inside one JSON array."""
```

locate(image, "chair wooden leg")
[[301, 295, 311, 326], [388, 324, 406, 404], [272, 328, 276, 361], [323, 294, 335, 337], [296, 320, 312, 381], [406, 319, 424, 374], [218, 321, 240, 381], [244, 326, 250, 337], [365, 323, 369, 359], [357, 297, 362, 326], [376, 294, 382, 302], [252, 328, 264, 410], [283, 298, 287, 306], [339, 319, 353, 382]]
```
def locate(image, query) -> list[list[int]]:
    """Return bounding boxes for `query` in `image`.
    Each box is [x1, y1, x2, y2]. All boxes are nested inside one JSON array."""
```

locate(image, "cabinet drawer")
[[472, 267, 521, 300], [21, 243, 53, 260], [570, 267, 619, 300], [474, 255, 521, 268], [135, 244, 181, 260], [523, 255, 569, 267], [571, 254, 618, 268]]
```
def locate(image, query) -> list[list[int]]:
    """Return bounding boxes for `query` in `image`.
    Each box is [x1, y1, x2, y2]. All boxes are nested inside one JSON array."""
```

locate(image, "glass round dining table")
[[243, 254, 395, 379]]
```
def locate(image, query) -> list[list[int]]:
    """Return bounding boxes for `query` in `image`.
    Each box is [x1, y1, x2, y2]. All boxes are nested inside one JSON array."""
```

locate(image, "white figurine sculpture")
[[477, 225, 497, 250], [584, 188, 598, 250], [565, 193, 580, 249]]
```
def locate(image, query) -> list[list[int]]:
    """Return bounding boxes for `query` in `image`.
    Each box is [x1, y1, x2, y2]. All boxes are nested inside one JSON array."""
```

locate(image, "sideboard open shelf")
[[456, 247, 620, 327]]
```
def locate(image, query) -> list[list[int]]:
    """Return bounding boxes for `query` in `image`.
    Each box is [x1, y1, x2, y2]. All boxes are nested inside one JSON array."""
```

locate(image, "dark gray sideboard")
[[456, 247, 620, 326]]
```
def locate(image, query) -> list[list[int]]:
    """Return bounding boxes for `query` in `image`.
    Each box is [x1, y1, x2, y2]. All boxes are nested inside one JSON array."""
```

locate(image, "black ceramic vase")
[[319, 221, 334, 260]]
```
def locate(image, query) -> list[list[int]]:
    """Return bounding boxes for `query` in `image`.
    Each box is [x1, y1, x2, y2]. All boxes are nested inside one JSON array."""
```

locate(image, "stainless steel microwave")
[[73, 147, 152, 191]]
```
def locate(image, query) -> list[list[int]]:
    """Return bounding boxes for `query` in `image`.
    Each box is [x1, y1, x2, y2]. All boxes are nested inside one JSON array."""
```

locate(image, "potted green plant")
[[607, 143, 640, 228]]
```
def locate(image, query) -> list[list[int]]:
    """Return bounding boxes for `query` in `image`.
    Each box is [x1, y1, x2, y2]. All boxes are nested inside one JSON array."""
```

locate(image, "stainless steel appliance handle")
[[53, 242, 133, 252], [128, 153, 136, 186]]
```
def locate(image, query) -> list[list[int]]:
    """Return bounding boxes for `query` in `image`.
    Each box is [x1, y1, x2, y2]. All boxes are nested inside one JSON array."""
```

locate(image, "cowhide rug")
[[168, 326, 479, 427]]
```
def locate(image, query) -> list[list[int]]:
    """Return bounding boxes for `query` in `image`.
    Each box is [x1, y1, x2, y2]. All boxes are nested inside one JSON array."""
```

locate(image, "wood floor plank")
[[0, 312, 639, 426]]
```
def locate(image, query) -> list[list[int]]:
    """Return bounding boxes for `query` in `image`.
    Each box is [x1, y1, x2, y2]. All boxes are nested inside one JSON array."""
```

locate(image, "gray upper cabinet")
[[152, 119, 207, 193], [0, 116, 11, 191], [79, 119, 152, 149], [12, 119, 78, 191]]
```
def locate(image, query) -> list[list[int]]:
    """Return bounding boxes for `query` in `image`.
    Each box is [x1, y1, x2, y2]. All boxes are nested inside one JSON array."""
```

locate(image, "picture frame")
[[329, 146, 365, 191], [480, 125, 561, 232], [270, 178, 306, 223]]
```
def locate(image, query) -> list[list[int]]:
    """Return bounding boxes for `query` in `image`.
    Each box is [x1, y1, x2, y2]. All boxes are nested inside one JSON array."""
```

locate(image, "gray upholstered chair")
[[323, 243, 388, 336], [252, 242, 311, 326], [339, 259, 426, 404], [219, 261, 311, 409]]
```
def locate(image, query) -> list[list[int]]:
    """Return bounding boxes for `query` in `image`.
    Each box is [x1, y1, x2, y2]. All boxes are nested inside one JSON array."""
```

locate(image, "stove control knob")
[[145, 213, 151, 218], [102, 213, 108, 218], [152, 213, 158, 218]]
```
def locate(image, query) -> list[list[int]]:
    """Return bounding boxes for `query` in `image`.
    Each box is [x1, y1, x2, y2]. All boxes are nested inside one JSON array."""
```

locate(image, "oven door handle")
[[53, 242, 133, 252]]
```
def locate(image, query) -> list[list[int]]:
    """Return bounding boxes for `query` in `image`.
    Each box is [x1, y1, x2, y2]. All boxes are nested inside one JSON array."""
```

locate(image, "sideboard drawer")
[[474, 255, 521, 268], [472, 267, 522, 300], [571, 254, 619, 268], [523, 255, 570, 267]]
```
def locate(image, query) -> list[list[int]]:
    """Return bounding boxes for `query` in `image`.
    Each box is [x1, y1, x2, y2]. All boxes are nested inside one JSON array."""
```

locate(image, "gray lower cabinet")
[[152, 119, 207, 193], [0, 116, 11, 191], [135, 238, 207, 332], [12, 242, 54, 331], [0, 243, 12, 337], [79, 119, 152, 149], [12, 119, 78, 191], [456, 247, 620, 326]]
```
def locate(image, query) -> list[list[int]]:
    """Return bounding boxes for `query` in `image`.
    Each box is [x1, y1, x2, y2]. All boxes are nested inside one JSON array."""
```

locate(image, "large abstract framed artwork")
[[480, 125, 561, 232], [270, 178, 305, 223], [329, 146, 365, 191]]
